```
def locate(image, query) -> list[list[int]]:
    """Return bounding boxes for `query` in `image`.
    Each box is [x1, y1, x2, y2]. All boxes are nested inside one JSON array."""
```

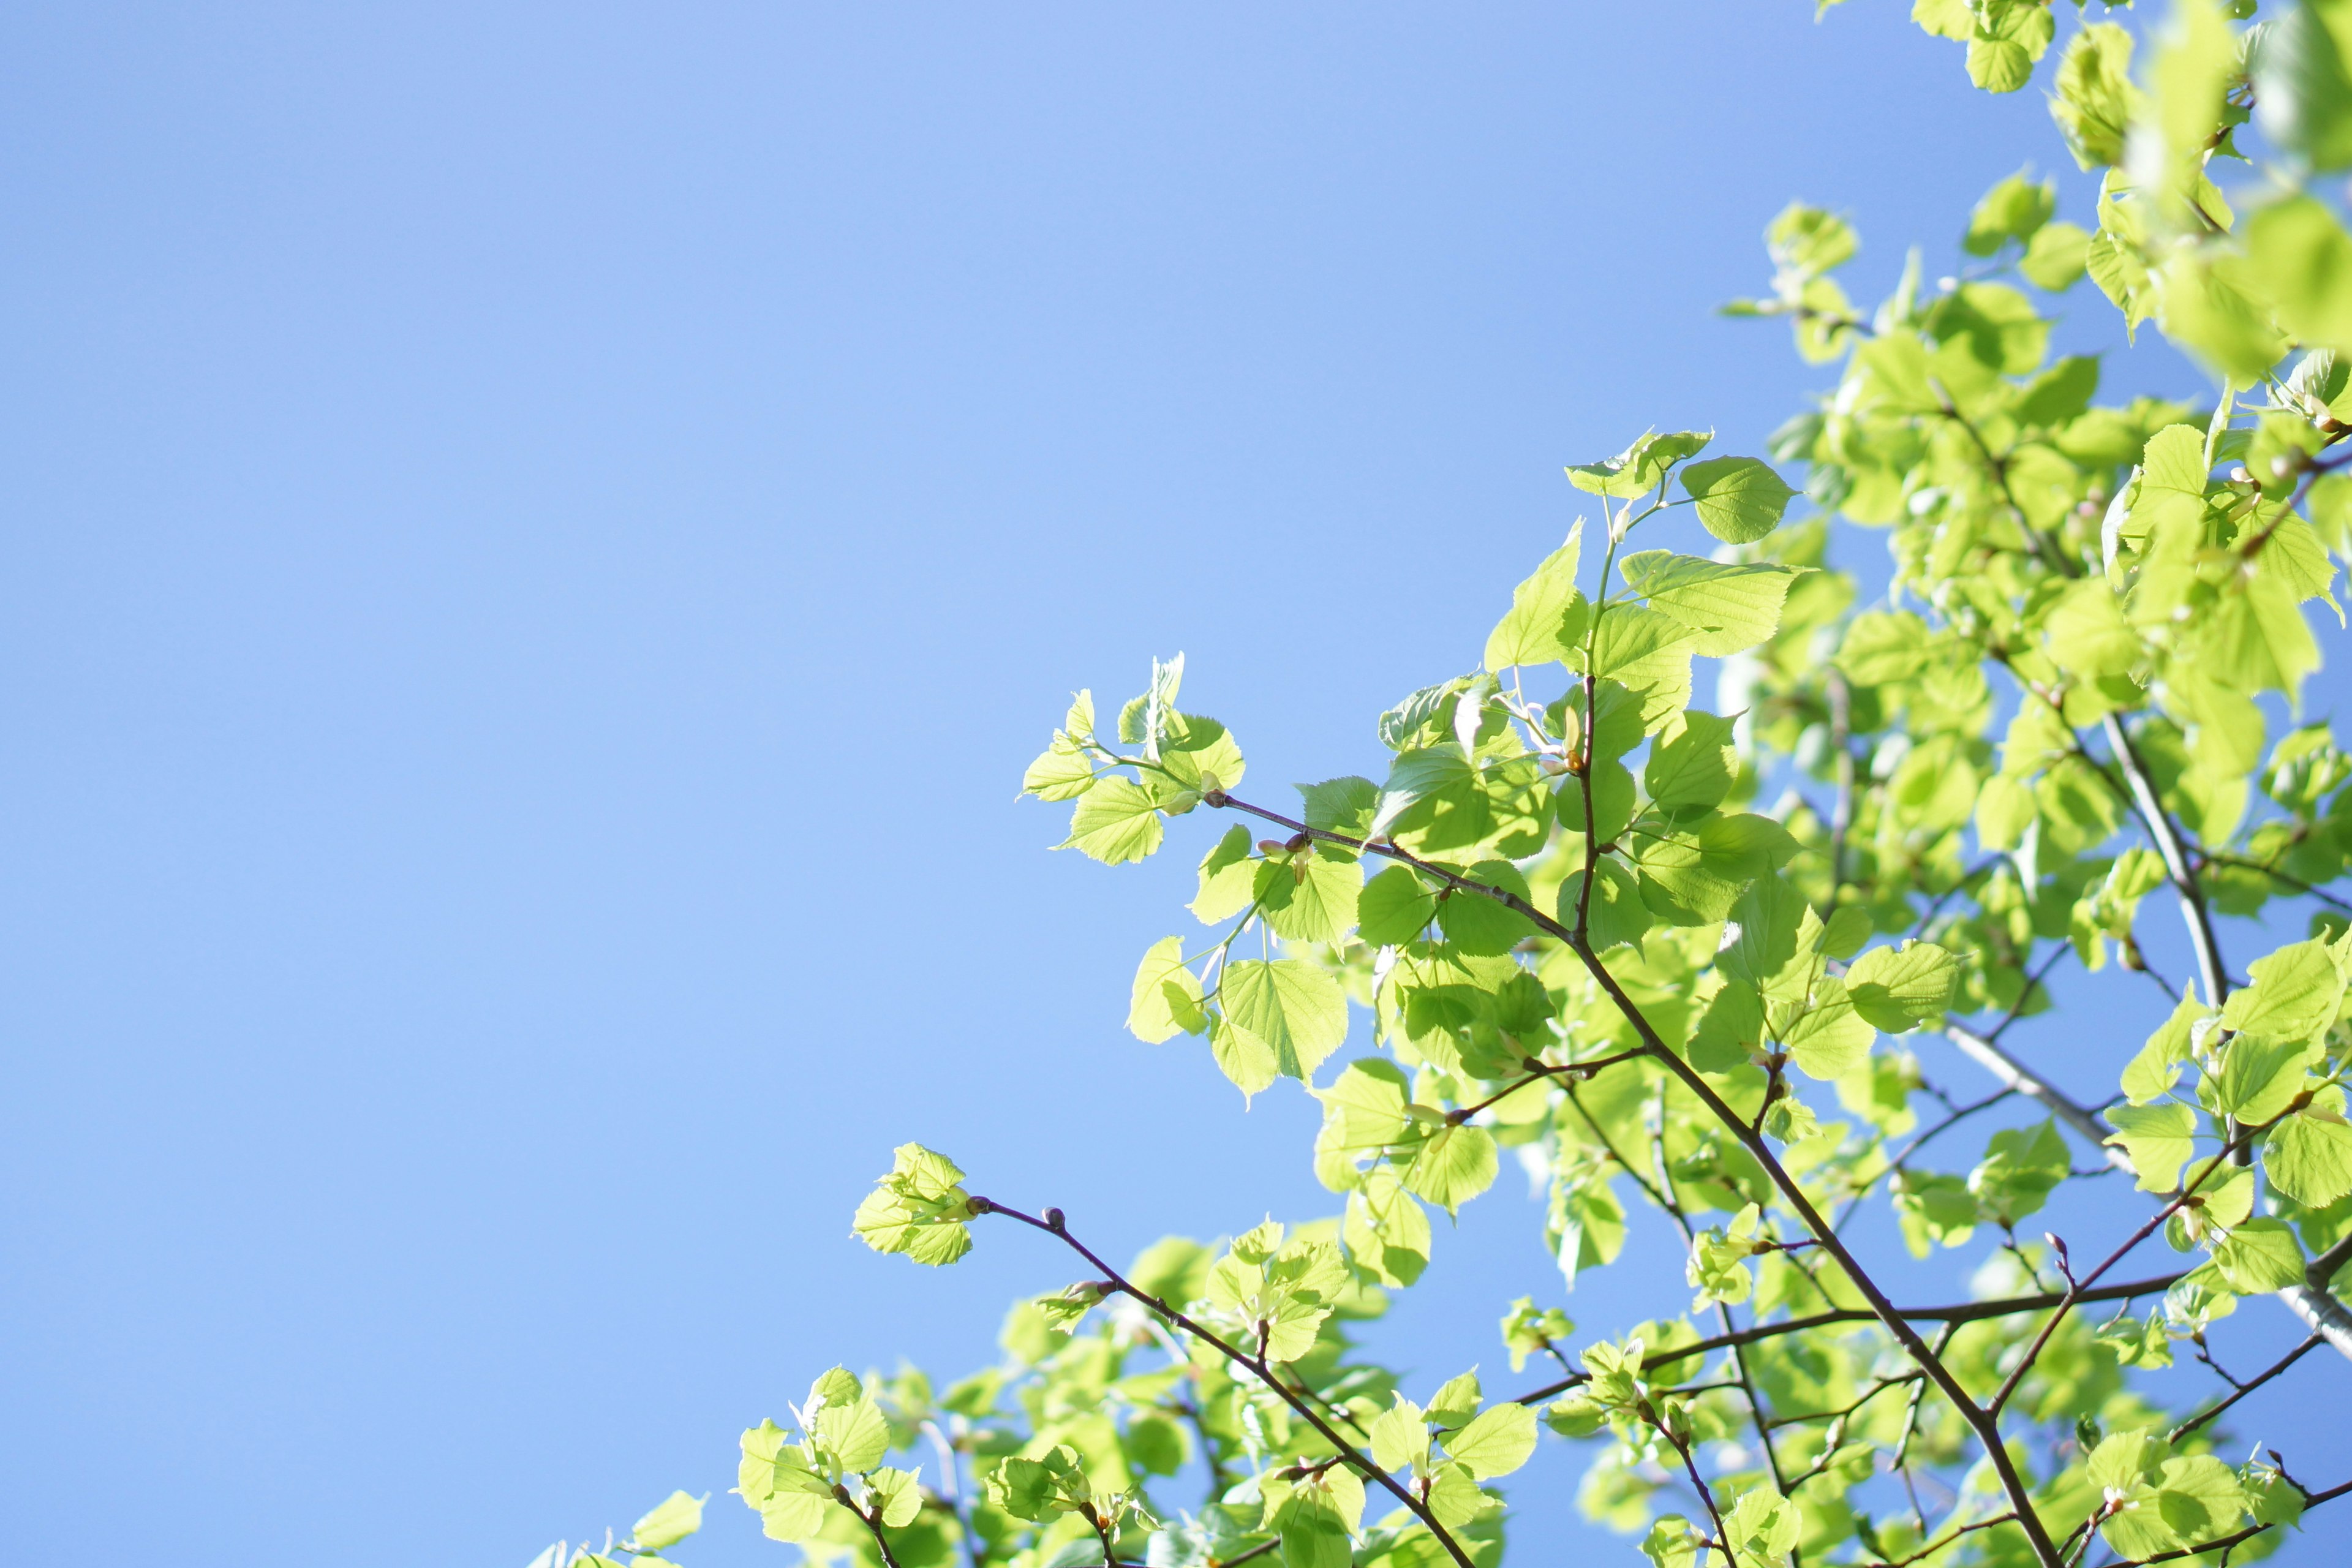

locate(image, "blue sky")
[[3, 4, 2344, 1565]]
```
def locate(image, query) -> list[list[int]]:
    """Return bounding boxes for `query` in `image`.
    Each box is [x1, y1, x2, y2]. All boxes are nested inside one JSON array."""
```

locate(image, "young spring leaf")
[[1679, 456, 1796, 543]]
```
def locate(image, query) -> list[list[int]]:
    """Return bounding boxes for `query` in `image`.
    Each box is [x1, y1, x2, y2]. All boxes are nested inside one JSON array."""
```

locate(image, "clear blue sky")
[[3, 5, 2343, 1565]]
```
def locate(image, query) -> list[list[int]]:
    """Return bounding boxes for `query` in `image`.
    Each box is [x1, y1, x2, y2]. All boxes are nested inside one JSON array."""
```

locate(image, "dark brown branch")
[[1508, 1273, 2185, 1405], [2169, 1333, 2326, 1442]]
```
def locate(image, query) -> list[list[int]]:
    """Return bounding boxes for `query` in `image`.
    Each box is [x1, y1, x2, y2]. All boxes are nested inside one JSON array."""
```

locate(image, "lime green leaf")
[[1638, 814, 1801, 927], [1586, 605, 1698, 725], [629, 1492, 707, 1553], [1969, 1119, 2070, 1224], [2256, 0, 2352, 171], [1062, 777, 1164, 864], [1368, 747, 1476, 841], [758, 1491, 834, 1544], [2212, 1034, 2312, 1125], [869, 1466, 923, 1529], [2220, 936, 2348, 1042], [1620, 551, 1801, 656], [815, 1392, 891, 1472], [1358, 865, 1439, 946], [853, 1144, 976, 1265], [1638, 1517, 1702, 1568], [2122, 985, 2212, 1104], [1221, 959, 1349, 1080], [1191, 824, 1258, 924], [2244, 195, 2352, 352], [1836, 611, 1931, 685], [1782, 976, 1876, 1080], [2020, 220, 2092, 290], [1964, 169, 2055, 256], [1022, 739, 1096, 802], [1844, 941, 1959, 1031], [1644, 710, 1737, 818], [1128, 937, 1205, 1044], [1967, 0, 2054, 93], [1257, 849, 1362, 944], [1368, 1395, 1430, 1474], [2105, 1102, 2198, 1193], [1486, 524, 1590, 670], [1680, 456, 1797, 544], [2266, 1094, 2352, 1205], [1209, 1015, 1280, 1098], [1433, 861, 1539, 956], [2213, 1217, 2307, 1291], [1558, 857, 1651, 952], [1767, 203, 1856, 276], [2043, 578, 2141, 679], [1444, 1400, 1538, 1480], [2052, 23, 2139, 168], [1568, 430, 1712, 499], [1299, 775, 1379, 840], [1404, 1124, 1498, 1213]]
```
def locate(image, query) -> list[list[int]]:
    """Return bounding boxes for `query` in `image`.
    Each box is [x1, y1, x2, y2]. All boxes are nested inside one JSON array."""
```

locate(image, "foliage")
[[544, 7, 2352, 1568]]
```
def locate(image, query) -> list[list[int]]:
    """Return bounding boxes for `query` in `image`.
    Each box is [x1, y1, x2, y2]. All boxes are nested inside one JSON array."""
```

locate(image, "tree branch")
[[1507, 1276, 2185, 1404], [967, 1198, 1480, 1568]]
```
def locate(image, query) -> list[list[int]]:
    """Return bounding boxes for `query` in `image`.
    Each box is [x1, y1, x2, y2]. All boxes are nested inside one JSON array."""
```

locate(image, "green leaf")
[[1444, 1401, 1537, 1480], [1368, 747, 1477, 842], [758, 1491, 834, 1544], [1221, 959, 1350, 1080], [1022, 739, 1096, 802], [1969, 1119, 2070, 1224], [2020, 220, 2092, 291], [1298, 775, 1380, 841], [1638, 1517, 1702, 1568], [853, 1144, 976, 1265], [1585, 605, 1698, 725], [1620, 550, 1801, 656], [628, 1493, 707, 1553], [2212, 1035, 2313, 1126], [815, 1392, 891, 1472], [1061, 777, 1164, 864], [1781, 976, 1876, 1080], [1257, 849, 1362, 944], [1637, 815, 1801, 926], [2256, 0, 2352, 171], [2051, 23, 2139, 168], [2220, 936, 2348, 1042], [1836, 611, 1931, 685], [1404, 1124, 1498, 1213], [1767, 203, 1856, 276], [1433, 861, 1540, 956], [1128, 937, 1205, 1044], [2243, 195, 2352, 352], [1558, 858, 1652, 951], [2212, 1217, 2307, 1292], [1680, 456, 1797, 544], [1367, 1395, 1429, 1474], [1843, 941, 1959, 1031], [1209, 1014, 1280, 1098], [1963, 168, 2054, 256], [2266, 1095, 2352, 1206], [1643, 710, 1737, 819], [2122, 985, 2212, 1104], [1567, 430, 1712, 498], [868, 1466, 923, 1529], [1191, 824, 1259, 924], [2104, 1102, 2198, 1193], [1358, 865, 1439, 946], [1485, 524, 1590, 670]]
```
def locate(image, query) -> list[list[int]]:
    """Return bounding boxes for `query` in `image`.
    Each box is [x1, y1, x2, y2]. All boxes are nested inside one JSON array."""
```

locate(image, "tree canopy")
[[540, 6, 2352, 1567]]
